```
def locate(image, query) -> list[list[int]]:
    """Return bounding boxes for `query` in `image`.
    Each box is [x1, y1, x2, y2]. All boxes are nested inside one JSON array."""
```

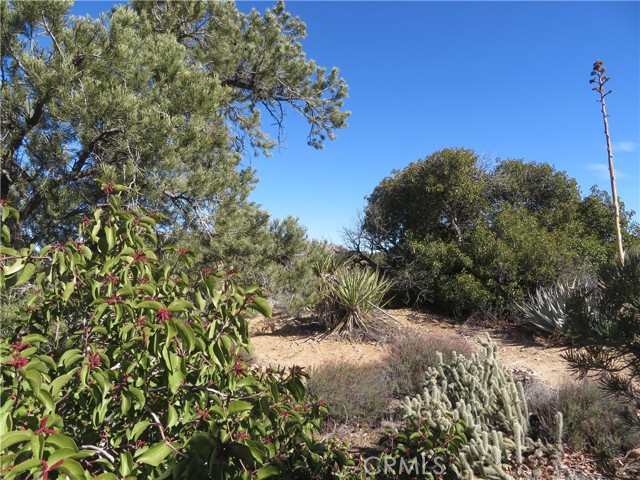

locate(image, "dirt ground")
[[248, 307, 572, 387], [246, 308, 640, 478]]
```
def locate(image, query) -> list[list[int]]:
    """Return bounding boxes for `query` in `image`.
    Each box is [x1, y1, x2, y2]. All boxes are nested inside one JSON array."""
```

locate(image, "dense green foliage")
[[562, 247, 640, 425], [375, 417, 468, 479], [0, 195, 355, 479], [353, 147, 638, 315]]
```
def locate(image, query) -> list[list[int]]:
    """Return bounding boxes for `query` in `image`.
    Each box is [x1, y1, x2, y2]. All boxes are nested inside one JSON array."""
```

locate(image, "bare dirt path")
[[249, 308, 572, 387]]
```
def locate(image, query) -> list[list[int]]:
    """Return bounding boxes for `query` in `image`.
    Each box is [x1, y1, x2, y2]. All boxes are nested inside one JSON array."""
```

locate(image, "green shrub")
[[526, 380, 640, 465], [307, 361, 392, 424], [385, 333, 474, 397], [563, 247, 640, 421], [373, 416, 468, 479], [357, 148, 639, 316], [0, 192, 355, 479]]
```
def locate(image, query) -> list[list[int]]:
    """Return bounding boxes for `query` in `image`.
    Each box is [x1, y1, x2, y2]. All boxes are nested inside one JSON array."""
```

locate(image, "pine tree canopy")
[[1, 0, 350, 245]]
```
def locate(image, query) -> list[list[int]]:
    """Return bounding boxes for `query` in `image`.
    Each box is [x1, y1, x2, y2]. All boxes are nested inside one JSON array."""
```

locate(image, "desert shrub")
[[307, 361, 392, 424], [515, 279, 598, 337], [372, 416, 468, 479], [515, 282, 574, 336], [0, 193, 355, 479], [385, 333, 474, 397], [526, 380, 640, 464], [356, 148, 639, 316]]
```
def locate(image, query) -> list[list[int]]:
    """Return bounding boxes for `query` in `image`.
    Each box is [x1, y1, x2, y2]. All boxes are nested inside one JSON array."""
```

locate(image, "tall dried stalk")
[[590, 60, 624, 265]]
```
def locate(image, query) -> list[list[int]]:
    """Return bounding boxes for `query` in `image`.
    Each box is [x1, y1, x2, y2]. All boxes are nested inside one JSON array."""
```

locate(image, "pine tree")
[[562, 247, 640, 425], [1, 0, 349, 248]]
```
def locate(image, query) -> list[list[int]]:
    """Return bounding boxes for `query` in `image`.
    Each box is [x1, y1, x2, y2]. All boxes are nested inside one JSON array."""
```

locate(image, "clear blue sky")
[[72, 1, 640, 244]]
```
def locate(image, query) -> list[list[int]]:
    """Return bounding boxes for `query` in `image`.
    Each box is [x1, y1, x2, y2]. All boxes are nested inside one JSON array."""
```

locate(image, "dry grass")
[[384, 332, 475, 397]]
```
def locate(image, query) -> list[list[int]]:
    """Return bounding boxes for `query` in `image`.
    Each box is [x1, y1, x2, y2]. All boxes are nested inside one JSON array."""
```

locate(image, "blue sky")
[[72, 1, 640, 244]]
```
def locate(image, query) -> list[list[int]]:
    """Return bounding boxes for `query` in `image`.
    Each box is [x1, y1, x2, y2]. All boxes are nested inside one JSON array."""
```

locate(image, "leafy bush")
[[373, 416, 468, 479], [354, 148, 639, 315], [385, 333, 474, 397], [526, 380, 640, 465], [0, 193, 354, 479], [307, 361, 392, 424]]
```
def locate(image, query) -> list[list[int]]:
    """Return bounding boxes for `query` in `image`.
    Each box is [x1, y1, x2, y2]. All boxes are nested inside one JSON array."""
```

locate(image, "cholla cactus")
[[402, 336, 529, 479]]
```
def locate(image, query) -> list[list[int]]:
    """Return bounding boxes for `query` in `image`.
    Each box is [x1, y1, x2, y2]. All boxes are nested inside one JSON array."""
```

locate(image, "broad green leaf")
[[105, 225, 116, 251], [175, 321, 196, 352], [167, 354, 184, 394], [166, 405, 178, 429], [59, 349, 83, 368], [135, 284, 155, 296], [121, 392, 131, 415], [37, 390, 55, 413], [286, 377, 305, 401], [135, 300, 164, 311], [47, 447, 75, 464], [2, 257, 26, 276], [80, 245, 93, 259], [51, 373, 74, 397], [24, 369, 42, 394], [0, 430, 32, 450], [56, 458, 86, 478], [62, 281, 75, 301], [20, 334, 48, 344], [93, 303, 109, 321], [227, 400, 253, 416], [249, 296, 272, 318], [13, 262, 36, 286], [135, 442, 174, 467], [128, 386, 145, 409], [3, 457, 40, 478], [167, 299, 194, 312], [46, 434, 78, 452], [255, 465, 280, 479], [130, 421, 150, 441], [119, 451, 133, 477]]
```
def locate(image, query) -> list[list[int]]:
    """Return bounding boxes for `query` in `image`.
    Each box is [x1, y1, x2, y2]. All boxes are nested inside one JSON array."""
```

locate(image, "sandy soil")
[[248, 307, 572, 387], [246, 308, 639, 478]]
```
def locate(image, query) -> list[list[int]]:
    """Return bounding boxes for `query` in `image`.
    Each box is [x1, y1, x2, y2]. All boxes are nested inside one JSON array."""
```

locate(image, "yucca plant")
[[312, 253, 353, 330], [324, 267, 392, 336], [313, 253, 392, 336]]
